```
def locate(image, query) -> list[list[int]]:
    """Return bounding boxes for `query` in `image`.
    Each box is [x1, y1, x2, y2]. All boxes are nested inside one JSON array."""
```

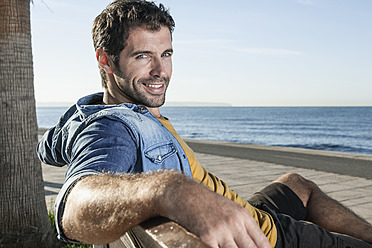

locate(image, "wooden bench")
[[93, 217, 209, 248]]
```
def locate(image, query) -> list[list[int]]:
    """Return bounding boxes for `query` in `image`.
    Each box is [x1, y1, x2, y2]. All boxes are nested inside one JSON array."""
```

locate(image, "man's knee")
[[274, 173, 318, 207], [275, 173, 315, 186]]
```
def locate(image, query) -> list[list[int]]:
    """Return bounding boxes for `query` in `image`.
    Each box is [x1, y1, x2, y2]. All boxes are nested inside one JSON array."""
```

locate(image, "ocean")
[[36, 106, 372, 156]]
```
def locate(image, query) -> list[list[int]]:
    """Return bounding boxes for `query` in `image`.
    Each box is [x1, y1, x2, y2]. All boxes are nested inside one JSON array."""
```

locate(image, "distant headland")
[[37, 101, 232, 107], [164, 102, 232, 107]]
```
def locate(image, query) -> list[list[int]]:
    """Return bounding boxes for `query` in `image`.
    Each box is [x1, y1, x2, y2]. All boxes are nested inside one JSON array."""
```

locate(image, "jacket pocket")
[[144, 142, 177, 164]]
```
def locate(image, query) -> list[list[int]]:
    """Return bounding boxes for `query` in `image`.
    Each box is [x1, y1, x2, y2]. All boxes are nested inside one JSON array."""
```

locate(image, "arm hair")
[[62, 171, 190, 244]]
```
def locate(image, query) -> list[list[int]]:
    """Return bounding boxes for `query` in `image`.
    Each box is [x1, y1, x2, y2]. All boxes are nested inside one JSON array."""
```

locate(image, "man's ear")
[[96, 48, 114, 74]]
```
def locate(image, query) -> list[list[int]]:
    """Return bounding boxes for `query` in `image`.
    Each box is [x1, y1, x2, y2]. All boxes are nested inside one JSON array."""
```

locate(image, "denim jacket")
[[37, 92, 192, 241]]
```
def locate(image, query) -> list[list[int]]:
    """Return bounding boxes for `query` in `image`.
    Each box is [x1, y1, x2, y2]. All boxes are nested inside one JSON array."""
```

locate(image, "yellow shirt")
[[158, 118, 277, 247]]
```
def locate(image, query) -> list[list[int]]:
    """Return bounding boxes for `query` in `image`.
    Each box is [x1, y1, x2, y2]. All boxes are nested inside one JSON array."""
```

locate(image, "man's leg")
[[274, 173, 372, 244]]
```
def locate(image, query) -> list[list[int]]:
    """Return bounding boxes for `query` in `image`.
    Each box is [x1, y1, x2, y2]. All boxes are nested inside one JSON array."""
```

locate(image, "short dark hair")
[[92, 0, 175, 87]]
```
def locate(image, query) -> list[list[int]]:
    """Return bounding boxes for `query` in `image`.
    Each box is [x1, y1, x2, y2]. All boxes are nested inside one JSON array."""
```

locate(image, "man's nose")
[[150, 57, 167, 77]]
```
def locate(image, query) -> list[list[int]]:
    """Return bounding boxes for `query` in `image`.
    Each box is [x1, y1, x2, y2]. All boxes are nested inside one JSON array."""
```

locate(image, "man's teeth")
[[148, 84, 162, 88]]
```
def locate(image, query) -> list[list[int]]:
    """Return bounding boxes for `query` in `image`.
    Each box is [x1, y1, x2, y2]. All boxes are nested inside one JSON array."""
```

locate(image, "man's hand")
[[160, 174, 272, 248], [196, 196, 271, 248], [63, 172, 271, 247]]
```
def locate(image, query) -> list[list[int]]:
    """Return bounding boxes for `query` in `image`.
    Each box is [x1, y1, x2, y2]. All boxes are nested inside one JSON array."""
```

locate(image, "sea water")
[[36, 106, 372, 155]]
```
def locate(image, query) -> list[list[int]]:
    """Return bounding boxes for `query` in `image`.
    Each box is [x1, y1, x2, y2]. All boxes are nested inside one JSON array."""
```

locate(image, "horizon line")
[[36, 101, 372, 108]]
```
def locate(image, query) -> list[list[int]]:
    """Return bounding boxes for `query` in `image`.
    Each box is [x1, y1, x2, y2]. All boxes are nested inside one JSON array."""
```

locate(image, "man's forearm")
[[62, 172, 182, 244], [62, 171, 271, 247]]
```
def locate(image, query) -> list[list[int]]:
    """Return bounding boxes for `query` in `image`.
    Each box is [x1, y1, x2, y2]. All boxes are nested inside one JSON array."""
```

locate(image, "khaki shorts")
[[248, 183, 372, 248]]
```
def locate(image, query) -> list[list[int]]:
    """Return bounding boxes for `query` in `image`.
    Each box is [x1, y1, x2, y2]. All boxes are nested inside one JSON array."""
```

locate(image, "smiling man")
[[99, 26, 172, 110], [37, 1, 372, 247]]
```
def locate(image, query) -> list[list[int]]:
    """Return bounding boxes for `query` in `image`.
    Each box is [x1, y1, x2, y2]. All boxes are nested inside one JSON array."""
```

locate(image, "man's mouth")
[[139, 77, 169, 95], [143, 83, 165, 94], [147, 84, 163, 89]]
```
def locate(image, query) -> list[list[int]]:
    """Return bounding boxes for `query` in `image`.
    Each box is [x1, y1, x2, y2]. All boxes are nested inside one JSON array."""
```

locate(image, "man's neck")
[[103, 90, 164, 119], [148, 107, 164, 119]]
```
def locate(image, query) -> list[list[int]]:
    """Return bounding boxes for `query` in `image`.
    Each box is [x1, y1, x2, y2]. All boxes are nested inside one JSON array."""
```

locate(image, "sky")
[[31, 0, 372, 106]]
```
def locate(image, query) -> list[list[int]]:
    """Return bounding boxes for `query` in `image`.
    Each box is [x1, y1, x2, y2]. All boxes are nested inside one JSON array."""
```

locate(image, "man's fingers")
[[209, 233, 257, 248], [244, 215, 272, 248], [233, 232, 259, 248], [220, 239, 239, 248], [171, 182, 272, 248], [200, 221, 256, 248], [201, 211, 269, 248]]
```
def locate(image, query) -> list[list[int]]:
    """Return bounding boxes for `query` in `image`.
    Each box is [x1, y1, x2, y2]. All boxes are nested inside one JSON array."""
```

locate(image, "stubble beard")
[[136, 77, 169, 107], [115, 69, 169, 108]]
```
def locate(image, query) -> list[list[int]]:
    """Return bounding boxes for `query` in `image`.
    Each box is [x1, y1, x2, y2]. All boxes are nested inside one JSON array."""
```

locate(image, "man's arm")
[[62, 172, 271, 248]]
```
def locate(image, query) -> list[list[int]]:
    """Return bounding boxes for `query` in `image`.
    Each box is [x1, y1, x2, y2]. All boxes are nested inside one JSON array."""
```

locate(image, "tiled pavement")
[[196, 152, 372, 223], [42, 163, 66, 211], [42, 151, 372, 224]]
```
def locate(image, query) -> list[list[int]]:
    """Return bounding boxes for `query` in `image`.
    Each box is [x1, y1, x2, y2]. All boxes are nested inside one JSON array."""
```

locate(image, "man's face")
[[111, 26, 173, 107]]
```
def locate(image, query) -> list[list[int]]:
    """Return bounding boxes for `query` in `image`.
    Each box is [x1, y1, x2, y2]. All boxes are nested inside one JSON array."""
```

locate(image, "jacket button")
[[157, 155, 162, 160], [140, 106, 146, 112]]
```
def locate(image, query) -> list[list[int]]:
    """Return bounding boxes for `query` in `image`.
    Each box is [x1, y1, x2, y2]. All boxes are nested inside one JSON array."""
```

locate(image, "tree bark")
[[0, 0, 57, 246]]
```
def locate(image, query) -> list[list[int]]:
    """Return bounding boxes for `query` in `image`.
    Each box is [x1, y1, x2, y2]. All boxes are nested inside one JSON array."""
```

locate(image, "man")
[[37, 1, 372, 247]]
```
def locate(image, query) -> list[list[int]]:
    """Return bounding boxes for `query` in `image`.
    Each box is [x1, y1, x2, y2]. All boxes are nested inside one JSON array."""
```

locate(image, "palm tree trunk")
[[0, 0, 57, 246]]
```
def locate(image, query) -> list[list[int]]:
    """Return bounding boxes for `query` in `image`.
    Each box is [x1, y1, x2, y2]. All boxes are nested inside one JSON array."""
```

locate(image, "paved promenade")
[[42, 139, 372, 224], [196, 152, 372, 223]]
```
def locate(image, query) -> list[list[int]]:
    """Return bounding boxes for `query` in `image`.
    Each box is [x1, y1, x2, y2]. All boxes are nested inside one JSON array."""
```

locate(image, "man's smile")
[[142, 82, 166, 94], [147, 84, 162, 88]]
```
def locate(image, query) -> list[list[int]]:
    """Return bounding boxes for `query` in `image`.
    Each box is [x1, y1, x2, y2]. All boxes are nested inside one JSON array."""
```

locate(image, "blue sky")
[[31, 0, 372, 106]]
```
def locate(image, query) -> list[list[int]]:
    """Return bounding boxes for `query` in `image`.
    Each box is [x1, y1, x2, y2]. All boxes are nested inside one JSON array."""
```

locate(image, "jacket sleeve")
[[37, 127, 68, 167], [38, 117, 139, 243], [66, 117, 138, 180]]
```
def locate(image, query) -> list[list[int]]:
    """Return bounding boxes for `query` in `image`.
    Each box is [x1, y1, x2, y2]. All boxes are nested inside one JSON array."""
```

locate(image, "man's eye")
[[136, 54, 148, 59], [162, 52, 172, 57]]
